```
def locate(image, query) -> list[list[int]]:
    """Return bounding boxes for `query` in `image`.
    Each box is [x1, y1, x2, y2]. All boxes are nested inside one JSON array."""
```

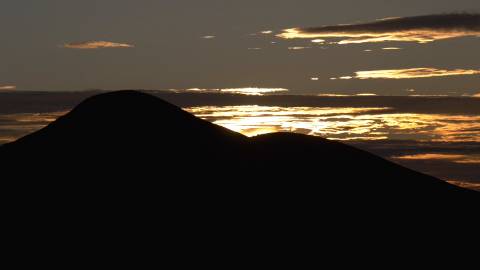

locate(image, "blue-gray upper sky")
[[1, 0, 479, 95]]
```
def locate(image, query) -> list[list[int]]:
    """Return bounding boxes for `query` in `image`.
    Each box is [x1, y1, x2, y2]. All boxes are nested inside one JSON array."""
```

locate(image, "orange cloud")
[[63, 41, 134, 49], [447, 181, 480, 191], [278, 13, 480, 44], [334, 68, 480, 80], [393, 153, 480, 164]]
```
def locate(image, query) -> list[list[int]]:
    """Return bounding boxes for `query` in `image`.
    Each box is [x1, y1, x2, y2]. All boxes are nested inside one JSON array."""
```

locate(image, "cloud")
[[201, 35, 216, 39], [392, 153, 480, 164], [288, 46, 311, 50], [473, 93, 480, 98], [447, 181, 480, 191], [220, 88, 288, 95], [63, 41, 134, 49], [0, 111, 65, 144], [186, 104, 480, 142], [172, 87, 289, 96], [0, 85, 16, 91], [333, 68, 480, 80], [278, 13, 480, 44], [356, 93, 377, 96]]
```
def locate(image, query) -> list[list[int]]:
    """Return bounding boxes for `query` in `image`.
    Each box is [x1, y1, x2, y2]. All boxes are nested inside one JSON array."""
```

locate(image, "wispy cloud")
[[447, 181, 480, 191], [288, 46, 311, 50], [201, 35, 216, 39], [333, 68, 480, 80], [172, 87, 289, 96], [220, 88, 288, 95], [393, 153, 480, 164], [63, 41, 134, 49], [0, 85, 16, 91], [0, 111, 65, 144], [278, 13, 480, 44]]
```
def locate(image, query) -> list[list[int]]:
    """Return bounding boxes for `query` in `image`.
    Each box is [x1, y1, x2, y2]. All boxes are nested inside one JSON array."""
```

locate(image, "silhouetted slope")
[[2, 90, 246, 156], [0, 91, 477, 204]]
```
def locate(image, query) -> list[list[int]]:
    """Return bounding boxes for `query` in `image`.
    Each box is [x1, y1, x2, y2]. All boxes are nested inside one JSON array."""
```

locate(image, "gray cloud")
[[278, 13, 480, 44]]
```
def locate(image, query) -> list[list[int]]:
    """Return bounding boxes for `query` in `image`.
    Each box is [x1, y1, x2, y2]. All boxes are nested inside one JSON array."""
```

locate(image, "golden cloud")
[[174, 87, 289, 96], [186, 106, 480, 142], [63, 41, 134, 49], [334, 68, 480, 80], [278, 13, 480, 44], [0, 85, 16, 91], [393, 153, 480, 164], [288, 46, 311, 50], [220, 88, 288, 95], [447, 181, 480, 191]]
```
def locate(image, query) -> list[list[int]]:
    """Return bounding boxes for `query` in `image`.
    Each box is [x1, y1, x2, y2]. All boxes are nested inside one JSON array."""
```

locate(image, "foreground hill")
[[0, 91, 477, 206]]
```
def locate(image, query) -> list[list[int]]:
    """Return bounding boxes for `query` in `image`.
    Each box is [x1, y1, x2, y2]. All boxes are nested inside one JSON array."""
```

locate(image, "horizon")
[[2, 88, 480, 98]]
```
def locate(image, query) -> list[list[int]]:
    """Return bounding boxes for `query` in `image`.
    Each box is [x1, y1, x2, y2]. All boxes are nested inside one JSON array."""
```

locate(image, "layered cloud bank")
[[278, 13, 480, 44], [63, 41, 134, 49], [333, 68, 480, 80]]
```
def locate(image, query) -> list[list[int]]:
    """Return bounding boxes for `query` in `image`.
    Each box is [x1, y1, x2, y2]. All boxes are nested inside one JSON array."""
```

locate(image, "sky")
[[1, 0, 480, 95]]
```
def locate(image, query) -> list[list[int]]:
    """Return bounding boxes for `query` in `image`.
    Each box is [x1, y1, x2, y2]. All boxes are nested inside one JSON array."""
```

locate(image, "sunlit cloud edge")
[[63, 41, 134, 49]]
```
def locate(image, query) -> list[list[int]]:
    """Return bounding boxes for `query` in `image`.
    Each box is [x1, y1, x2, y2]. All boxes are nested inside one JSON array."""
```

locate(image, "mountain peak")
[[0, 91, 477, 201], [67, 90, 191, 120], [2, 90, 246, 153]]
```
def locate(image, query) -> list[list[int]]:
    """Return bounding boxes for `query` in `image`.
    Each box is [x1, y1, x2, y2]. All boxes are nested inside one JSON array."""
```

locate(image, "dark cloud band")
[[278, 13, 480, 44]]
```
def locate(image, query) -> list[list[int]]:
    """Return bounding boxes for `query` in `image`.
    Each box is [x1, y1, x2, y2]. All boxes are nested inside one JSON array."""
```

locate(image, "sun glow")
[[186, 106, 480, 141]]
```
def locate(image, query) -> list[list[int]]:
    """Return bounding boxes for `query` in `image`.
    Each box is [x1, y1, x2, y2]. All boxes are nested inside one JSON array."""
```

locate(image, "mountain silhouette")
[[1, 90, 478, 258], [0, 90, 477, 210]]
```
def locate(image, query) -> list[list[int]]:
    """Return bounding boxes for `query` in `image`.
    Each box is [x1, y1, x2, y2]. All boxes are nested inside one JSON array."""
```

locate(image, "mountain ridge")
[[0, 90, 477, 205]]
